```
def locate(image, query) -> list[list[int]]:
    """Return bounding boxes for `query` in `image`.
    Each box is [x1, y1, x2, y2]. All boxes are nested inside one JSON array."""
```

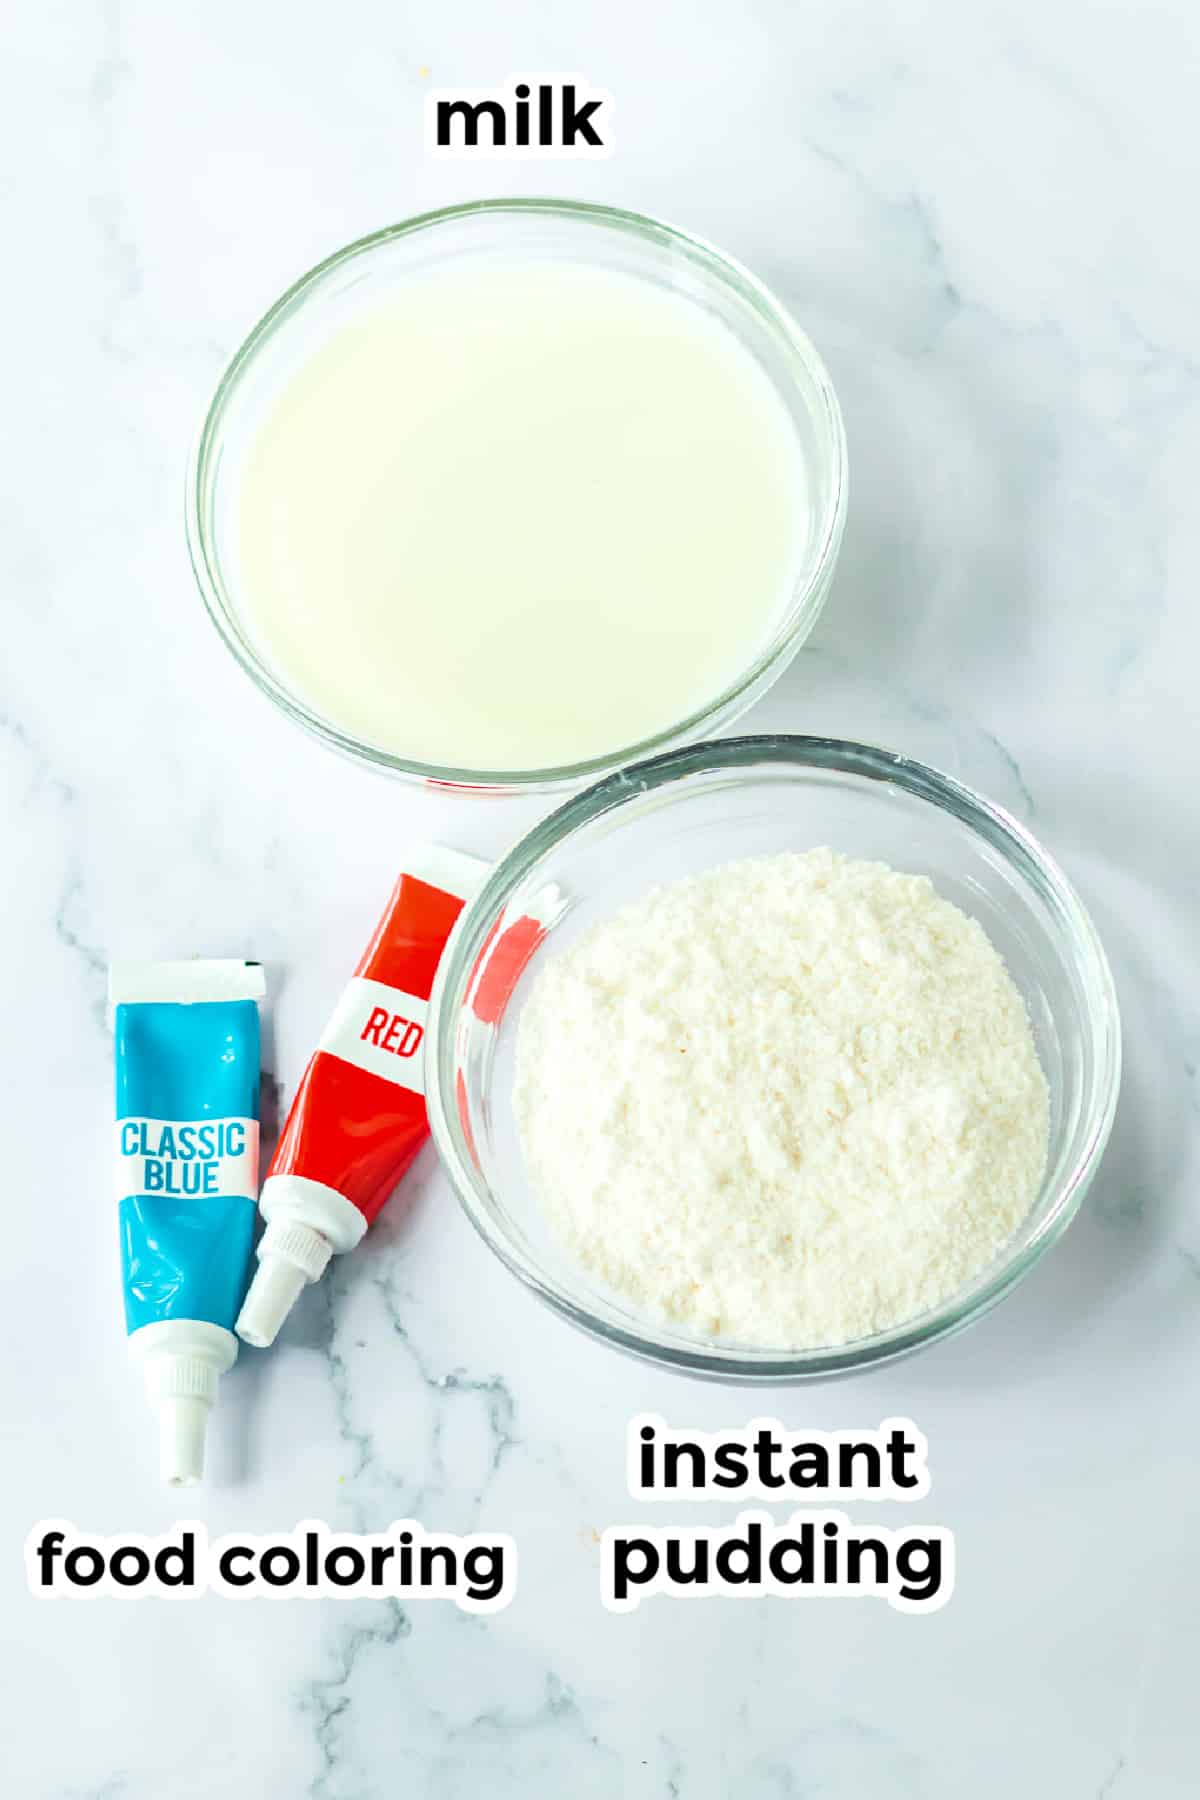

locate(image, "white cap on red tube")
[[129, 1320, 238, 1487], [236, 1175, 367, 1349], [236, 1217, 332, 1347]]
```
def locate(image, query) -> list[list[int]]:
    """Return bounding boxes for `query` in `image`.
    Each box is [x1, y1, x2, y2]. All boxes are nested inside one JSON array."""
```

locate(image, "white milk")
[[237, 264, 809, 771]]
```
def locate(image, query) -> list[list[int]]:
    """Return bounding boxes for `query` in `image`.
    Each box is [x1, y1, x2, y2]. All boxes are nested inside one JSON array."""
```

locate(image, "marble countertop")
[[3, 2, 1198, 1794]]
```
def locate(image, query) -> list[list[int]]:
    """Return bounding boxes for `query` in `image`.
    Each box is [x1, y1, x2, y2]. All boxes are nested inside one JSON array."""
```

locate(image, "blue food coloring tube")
[[110, 959, 265, 1486]]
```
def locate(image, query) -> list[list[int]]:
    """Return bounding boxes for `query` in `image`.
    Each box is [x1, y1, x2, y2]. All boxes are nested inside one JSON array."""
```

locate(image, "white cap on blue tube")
[[128, 1320, 238, 1487]]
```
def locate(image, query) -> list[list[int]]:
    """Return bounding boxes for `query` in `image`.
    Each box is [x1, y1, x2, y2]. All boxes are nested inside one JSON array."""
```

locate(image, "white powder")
[[513, 849, 1049, 1348]]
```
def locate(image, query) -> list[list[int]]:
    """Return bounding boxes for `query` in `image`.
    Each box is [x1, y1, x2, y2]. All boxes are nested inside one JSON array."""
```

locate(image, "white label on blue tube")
[[115, 1117, 260, 1201]]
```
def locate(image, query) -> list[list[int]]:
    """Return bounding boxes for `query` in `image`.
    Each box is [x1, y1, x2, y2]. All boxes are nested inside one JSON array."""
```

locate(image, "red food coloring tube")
[[235, 844, 488, 1348]]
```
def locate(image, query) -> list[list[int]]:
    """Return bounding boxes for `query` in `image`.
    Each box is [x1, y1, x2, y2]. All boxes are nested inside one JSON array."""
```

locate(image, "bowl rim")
[[425, 733, 1123, 1379], [185, 196, 848, 793]]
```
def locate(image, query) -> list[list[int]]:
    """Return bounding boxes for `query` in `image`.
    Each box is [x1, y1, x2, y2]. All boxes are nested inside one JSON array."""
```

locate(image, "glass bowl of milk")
[[187, 200, 847, 790]]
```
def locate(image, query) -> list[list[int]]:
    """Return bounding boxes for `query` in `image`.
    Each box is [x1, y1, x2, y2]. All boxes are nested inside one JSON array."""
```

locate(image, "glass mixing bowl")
[[186, 199, 846, 792], [426, 736, 1121, 1379]]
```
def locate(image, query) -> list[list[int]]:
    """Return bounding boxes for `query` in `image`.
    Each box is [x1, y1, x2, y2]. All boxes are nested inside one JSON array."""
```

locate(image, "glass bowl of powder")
[[426, 735, 1121, 1378]]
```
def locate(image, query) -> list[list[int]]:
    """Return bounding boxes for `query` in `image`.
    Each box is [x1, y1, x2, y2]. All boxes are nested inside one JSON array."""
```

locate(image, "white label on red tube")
[[317, 977, 429, 1094], [115, 1118, 260, 1201]]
